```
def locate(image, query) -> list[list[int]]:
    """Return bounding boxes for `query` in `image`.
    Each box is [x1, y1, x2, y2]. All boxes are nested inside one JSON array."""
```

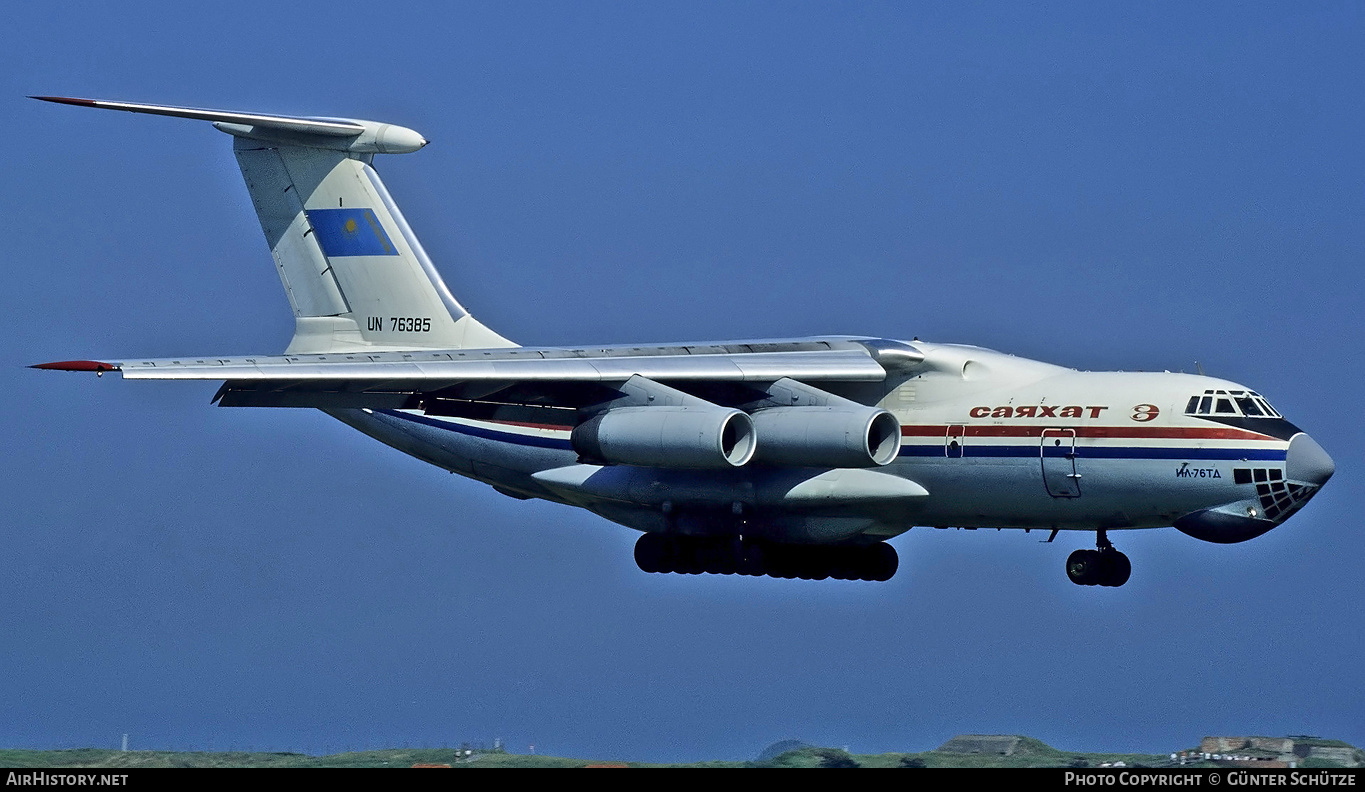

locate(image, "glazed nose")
[[1286, 433, 1334, 486]]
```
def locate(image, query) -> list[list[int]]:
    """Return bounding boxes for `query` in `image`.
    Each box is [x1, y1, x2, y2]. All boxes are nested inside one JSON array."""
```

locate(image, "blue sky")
[[2, 2, 1361, 762]]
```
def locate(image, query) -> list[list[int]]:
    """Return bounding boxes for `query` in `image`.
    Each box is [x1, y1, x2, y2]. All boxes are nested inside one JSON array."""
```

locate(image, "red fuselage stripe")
[[901, 424, 1274, 441]]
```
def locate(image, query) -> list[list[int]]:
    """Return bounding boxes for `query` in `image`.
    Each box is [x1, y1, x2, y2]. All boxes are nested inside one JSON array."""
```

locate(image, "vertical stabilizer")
[[31, 96, 516, 354], [234, 140, 515, 353]]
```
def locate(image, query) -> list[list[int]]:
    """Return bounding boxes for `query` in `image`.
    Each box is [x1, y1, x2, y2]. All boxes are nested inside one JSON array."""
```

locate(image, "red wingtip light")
[[30, 360, 119, 373]]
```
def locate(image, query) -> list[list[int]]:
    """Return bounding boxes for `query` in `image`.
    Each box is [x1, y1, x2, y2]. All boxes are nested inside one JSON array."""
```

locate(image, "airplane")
[[30, 97, 1335, 587]]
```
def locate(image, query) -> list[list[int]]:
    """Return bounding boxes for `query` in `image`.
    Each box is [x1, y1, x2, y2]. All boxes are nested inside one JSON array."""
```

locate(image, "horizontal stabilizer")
[[31, 96, 364, 136], [30, 96, 427, 154]]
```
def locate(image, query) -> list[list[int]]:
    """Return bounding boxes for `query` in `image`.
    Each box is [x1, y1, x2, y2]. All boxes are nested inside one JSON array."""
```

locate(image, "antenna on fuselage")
[[1195, 361, 1206, 375]]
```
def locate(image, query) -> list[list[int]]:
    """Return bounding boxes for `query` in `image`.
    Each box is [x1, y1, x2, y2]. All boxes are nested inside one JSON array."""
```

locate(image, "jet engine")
[[571, 406, 756, 469], [750, 406, 901, 467]]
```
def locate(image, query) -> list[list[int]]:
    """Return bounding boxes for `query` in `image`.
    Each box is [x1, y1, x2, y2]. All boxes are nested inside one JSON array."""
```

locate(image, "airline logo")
[[306, 208, 398, 257], [967, 404, 1164, 422], [969, 405, 1108, 419]]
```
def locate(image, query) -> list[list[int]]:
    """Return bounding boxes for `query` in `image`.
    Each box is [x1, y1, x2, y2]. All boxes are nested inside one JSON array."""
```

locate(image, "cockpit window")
[[1249, 392, 1281, 417], [1185, 389, 1282, 418]]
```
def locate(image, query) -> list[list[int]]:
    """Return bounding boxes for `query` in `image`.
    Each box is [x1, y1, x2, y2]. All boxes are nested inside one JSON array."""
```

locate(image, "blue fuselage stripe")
[[381, 410, 575, 449]]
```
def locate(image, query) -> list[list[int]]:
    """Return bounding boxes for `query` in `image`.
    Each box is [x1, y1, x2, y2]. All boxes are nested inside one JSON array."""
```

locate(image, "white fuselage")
[[328, 341, 1326, 547]]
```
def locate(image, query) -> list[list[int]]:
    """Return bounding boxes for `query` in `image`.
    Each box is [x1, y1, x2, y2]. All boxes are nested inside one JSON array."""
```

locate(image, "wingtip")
[[30, 96, 96, 106], [30, 360, 119, 372]]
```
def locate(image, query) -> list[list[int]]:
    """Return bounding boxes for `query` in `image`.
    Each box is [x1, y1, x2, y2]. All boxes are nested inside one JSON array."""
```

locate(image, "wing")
[[33, 338, 920, 410]]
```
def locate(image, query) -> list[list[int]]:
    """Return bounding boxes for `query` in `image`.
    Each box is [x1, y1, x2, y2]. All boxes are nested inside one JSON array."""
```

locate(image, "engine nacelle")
[[750, 406, 902, 467], [572, 406, 756, 469]]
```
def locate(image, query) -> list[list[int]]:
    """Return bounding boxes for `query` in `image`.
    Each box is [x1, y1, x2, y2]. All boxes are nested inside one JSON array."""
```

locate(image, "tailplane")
[[33, 97, 515, 353]]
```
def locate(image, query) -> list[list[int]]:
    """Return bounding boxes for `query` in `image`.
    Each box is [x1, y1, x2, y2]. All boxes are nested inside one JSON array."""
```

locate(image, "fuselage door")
[[1040, 428, 1081, 498], [946, 424, 966, 458]]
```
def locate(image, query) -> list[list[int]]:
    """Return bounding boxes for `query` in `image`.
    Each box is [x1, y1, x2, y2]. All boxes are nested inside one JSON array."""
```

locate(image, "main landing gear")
[[1066, 530, 1131, 587], [634, 533, 898, 582]]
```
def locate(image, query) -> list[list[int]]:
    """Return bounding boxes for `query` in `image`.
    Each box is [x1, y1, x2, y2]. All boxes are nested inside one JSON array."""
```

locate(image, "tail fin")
[[33, 97, 515, 353]]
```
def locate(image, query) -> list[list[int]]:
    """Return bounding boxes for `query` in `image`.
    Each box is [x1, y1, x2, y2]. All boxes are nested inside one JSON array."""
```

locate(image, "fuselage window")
[[1197, 396, 1213, 415], [1215, 398, 1236, 414], [1235, 397, 1264, 417]]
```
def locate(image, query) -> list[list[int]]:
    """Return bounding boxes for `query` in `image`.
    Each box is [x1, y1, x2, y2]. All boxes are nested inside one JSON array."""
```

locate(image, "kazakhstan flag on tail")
[[305, 208, 398, 257]]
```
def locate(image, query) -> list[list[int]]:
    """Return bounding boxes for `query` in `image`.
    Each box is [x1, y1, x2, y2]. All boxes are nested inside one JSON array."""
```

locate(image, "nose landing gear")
[[1066, 530, 1131, 587]]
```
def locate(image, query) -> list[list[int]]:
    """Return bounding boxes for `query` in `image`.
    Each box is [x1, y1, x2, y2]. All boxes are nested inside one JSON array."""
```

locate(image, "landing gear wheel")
[[1067, 546, 1131, 587], [1066, 549, 1101, 586], [828, 547, 857, 581], [867, 543, 898, 582], [738, 540, 765, 576], [712, 538, 741, 575], [1101, 551, 1131, 587], [634, 533, 667, 574], [636, 535, 900, 582]]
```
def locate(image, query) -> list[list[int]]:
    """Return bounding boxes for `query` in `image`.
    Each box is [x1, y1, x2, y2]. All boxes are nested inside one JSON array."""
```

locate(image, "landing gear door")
[[1041, 428, 1080, 498], [945, 424, 965, 458]]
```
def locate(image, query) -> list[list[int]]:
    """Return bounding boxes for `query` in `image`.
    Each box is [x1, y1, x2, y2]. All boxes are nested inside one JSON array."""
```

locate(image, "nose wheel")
[[1066, 531, 1131, 587]]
